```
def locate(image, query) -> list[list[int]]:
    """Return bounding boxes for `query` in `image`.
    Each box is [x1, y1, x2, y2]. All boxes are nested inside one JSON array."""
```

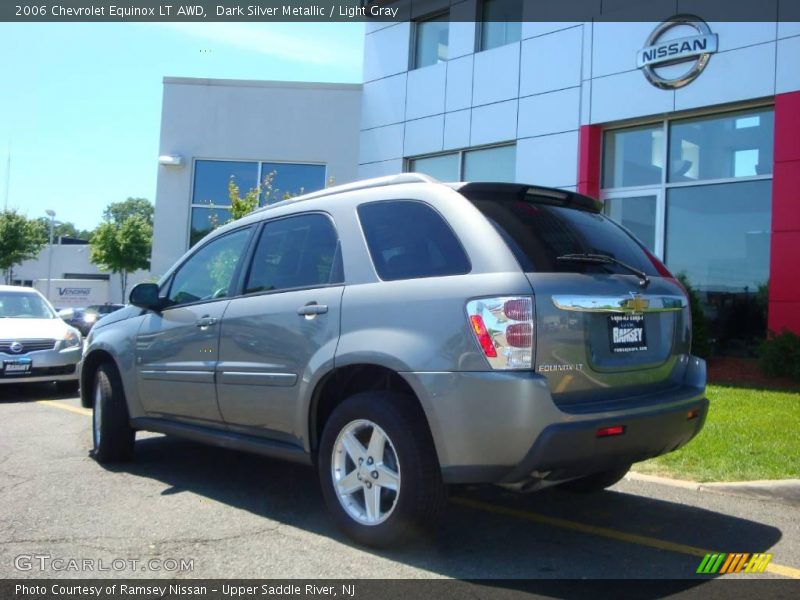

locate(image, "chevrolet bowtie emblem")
[[625, 295, 649, 313]]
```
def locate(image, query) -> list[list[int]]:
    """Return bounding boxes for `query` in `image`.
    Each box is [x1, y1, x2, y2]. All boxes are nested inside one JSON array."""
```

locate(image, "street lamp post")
[[45, 209, 55, 300]]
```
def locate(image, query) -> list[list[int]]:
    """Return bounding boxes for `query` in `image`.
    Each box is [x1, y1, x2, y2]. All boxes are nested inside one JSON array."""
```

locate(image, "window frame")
[[599, 102, 774, 261], [188, 157, 328, 249], [355, 198, 472, 282], [411, 11, 450, 70], [163, 224, 257, 310], [477, 0, 523, 52], [406, 142, 517, 181], [239, 210, 346, 299]]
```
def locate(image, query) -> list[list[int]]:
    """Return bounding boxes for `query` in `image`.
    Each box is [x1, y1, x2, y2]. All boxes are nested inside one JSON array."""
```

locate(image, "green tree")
[[34, 218, 93, 241], [90, 215, 152, 300], [676, 272, 712, 360], [0, 210, 47, 284], [102, 197, 154, 227]]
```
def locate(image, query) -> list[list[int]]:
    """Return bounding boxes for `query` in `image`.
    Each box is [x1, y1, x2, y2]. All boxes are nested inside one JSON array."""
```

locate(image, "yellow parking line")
[[32, 398, 800, 579], [36, 399, 92, 417], [451, 496, 800, 579]]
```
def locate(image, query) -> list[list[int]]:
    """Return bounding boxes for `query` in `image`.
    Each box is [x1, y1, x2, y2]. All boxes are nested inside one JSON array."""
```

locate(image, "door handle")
[[195, 316, 218, 328], [297, 303, 328, 316]]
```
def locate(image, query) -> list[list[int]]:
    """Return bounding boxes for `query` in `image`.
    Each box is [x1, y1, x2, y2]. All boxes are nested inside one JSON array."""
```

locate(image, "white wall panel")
[[445, 55, 473, 112], [470, 100, 518, 146], [404, 115, 445, 156], [591, 69, 673, 123], [363, 23, 411, 83], [443, 110, 471, 150], [406, 62, 447, 119], [518, 87, 580, 138], [359, 124, 404, 164], [515, 131, 579, 188], [473, 43, 521, 106], [361, 74, 407, 129], [520, 27, 583, 96]]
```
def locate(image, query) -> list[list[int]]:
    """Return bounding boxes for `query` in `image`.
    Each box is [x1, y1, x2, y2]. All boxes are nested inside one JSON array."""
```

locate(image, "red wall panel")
[[577, 125, 602, 200]]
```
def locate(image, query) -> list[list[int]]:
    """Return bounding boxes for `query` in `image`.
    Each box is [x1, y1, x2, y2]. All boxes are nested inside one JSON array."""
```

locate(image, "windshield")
[[0, 291, 56, 319]]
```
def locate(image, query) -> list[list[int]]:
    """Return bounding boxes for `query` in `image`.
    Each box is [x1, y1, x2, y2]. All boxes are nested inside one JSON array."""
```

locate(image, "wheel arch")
[[79, 349, 118, 408], [308, 363, 437, 464]]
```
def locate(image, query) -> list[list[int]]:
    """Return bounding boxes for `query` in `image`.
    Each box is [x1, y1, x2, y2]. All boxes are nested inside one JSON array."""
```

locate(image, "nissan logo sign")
[[9, 341, 23, 354], [637, 15, 718, 89]]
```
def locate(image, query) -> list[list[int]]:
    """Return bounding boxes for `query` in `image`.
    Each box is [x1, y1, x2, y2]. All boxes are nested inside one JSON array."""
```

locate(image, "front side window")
[[358, 200, 470, 281], [245, 214, 343, 294], [480, 0, 522, 51], [414, 14, 449, 69], [168, 227, 252, 306]]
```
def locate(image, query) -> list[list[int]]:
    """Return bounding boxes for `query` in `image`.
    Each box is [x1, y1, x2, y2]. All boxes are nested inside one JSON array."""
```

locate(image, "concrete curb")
[[626, 472, 800, 507]]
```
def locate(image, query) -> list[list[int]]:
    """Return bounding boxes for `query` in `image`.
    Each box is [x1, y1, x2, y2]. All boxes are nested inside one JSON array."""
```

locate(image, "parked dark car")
[[59, 304, 124, 336]]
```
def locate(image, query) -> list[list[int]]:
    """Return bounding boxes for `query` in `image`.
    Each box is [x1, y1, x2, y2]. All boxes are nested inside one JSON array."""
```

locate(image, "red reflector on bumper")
[[596, 425, 625, 438], [687, 409, 699, 420]]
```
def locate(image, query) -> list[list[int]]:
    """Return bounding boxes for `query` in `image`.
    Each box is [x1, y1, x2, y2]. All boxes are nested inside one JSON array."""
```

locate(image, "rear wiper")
[[557, 253, 650, 288]]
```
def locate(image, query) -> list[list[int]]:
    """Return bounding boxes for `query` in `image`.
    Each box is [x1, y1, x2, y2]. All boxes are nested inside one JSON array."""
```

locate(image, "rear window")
[[470, 197, 658, 276], [358, 200, 471, 281]]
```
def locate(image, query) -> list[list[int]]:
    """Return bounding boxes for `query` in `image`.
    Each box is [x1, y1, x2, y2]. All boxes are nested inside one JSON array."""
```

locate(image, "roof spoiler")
[[449, 182, 602, 213]]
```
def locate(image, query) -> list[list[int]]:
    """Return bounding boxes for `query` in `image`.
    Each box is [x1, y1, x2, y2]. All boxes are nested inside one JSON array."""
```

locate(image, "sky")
[[0, 22, 364, 231]]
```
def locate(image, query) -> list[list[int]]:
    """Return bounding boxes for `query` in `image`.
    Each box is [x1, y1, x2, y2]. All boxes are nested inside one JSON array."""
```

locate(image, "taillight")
[[466, 297, 534, 370]]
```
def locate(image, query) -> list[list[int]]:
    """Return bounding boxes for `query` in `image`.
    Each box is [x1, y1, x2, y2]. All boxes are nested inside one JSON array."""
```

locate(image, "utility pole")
[[3, 149, 9, 211], [46, 209, 56, 300]]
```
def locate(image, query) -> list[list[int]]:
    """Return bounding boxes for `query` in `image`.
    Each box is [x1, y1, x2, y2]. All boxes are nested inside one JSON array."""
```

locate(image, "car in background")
[[59, 303, 125, 336], [0, 285, 83, 393]]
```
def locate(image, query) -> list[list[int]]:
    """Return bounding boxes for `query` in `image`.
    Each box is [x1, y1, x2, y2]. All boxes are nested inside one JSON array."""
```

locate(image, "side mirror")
[[129, 283, 164, 311]]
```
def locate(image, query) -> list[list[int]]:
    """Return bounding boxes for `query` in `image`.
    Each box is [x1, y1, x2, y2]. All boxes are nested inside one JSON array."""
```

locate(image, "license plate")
[[608, 314, 648, 353], [3, 358, 32, 376]]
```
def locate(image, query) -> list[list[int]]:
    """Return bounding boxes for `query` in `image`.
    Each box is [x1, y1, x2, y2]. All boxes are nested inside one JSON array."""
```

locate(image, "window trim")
[[188, 157, 328, 249], [355, 198, 472, 282], [410, 11, 450, 71], [238, 210, 346, 299]]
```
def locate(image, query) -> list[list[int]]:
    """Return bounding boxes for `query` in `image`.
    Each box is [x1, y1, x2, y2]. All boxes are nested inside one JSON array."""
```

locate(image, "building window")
[[480, 0, 522, 51], [189, 159, 326, 248], [408, 144, 516, 182], [414, 14, 448, 69], [601, 106, 774, 355]]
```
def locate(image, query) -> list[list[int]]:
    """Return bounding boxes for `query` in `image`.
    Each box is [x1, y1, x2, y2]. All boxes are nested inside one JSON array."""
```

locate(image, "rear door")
[[216, 213, 344, 443], [467, 190, 691, 408]]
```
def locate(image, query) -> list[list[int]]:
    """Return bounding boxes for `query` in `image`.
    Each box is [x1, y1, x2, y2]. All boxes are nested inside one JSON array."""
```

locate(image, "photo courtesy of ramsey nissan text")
[[1, 1, 799, 599]]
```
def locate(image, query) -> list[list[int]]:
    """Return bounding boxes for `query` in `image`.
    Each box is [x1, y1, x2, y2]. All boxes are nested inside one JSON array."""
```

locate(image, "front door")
[[136, 226, 253, 424], [216, 213, 344, 443]]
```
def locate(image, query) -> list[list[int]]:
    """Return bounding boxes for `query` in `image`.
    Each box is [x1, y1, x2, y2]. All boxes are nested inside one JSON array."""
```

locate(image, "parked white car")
[[0, 285, 82, 393]]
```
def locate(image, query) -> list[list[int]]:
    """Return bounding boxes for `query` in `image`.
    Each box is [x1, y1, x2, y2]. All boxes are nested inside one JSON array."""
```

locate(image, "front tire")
[[559, 465, 630, 493], [91, 364, 135, 463], [318, 391, 444, 547]]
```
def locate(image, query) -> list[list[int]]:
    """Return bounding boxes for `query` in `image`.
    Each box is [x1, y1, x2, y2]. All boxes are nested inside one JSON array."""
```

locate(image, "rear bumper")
[[499, 396, 708, 483], [400, 356, 707, 485]]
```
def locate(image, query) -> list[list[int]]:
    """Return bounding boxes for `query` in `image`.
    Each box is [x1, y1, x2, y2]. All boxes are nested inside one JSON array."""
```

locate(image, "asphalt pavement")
[[1, 383, 799, 581]]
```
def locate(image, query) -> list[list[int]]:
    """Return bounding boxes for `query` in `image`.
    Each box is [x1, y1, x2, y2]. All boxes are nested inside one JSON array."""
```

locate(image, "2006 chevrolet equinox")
[[81, 174, 707, 546]]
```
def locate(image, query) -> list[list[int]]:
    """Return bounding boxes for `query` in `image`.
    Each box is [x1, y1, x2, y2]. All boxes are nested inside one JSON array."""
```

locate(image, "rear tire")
[[91, 363, 135, 463], [559, 465, 630, 493], [318, 391, 445, 547]]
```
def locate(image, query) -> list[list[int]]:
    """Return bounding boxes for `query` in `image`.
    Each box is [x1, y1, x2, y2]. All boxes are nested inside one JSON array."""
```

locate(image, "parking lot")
[[2, 383, 799, 581]]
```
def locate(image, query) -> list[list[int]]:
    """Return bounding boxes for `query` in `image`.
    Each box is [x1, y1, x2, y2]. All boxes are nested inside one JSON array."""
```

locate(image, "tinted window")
[[481, 0, 522, 50], [470, 196, 658, 276], [168, 228, 252, 306], [193, 160, 258, 205], [260, 163, 326, 206], [358, 201, 470, 281], [414, 15, 448, 69], [245, 214, 343, 294]]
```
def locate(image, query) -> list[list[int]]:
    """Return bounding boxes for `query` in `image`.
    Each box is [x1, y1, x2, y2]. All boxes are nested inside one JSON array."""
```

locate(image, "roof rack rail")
[[253, 172, 438, 213]]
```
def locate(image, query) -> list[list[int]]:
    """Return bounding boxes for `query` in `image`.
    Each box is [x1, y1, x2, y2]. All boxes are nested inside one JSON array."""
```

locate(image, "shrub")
[[758, 330, 800, 381], [676, 272, 711, 360]]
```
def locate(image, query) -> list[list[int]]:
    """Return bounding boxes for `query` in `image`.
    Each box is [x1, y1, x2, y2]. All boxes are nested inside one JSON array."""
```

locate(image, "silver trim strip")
[[219, 371, 297, 387], [140, 370, 214, 383], [552, 294, 686, 314]]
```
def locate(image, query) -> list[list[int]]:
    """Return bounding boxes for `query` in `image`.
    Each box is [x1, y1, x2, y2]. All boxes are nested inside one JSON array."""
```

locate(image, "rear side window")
[[470, 197, 658, 275], [245, 213, 343, 294], [358, 200, 470, 281]]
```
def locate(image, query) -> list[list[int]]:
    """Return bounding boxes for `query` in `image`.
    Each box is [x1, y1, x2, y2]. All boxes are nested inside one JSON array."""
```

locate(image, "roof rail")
[[253, 172, 438, 213]]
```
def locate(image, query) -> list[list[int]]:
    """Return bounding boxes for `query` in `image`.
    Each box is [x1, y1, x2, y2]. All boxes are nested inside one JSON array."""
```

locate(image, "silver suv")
[[81, 174, 707, 546]]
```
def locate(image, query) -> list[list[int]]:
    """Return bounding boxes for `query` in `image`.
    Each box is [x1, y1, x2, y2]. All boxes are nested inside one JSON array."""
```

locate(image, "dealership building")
[[152, 7, 800, 353]]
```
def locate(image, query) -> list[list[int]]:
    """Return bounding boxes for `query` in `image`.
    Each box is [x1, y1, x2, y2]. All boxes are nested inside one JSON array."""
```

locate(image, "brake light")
[[466, 296, 534, 369], [469, 315, 497, 358]]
